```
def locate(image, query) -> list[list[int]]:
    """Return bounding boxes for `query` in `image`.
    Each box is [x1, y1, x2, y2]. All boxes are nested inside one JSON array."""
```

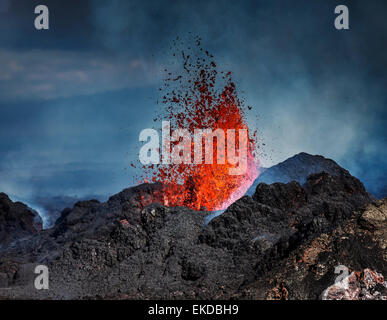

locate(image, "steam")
[[8, 195, 48, 229]]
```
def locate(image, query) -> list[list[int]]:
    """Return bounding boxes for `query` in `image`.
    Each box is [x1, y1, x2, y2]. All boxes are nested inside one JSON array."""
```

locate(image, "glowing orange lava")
[[144, 37, 259, 211]]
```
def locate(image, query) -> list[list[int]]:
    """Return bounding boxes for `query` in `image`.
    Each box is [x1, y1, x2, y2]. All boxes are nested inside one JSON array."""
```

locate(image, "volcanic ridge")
[[0, 153, 385, 300]]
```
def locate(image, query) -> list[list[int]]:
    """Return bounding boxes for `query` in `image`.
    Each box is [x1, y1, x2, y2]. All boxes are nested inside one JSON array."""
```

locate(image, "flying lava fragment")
[[141, 36, 259, 211]]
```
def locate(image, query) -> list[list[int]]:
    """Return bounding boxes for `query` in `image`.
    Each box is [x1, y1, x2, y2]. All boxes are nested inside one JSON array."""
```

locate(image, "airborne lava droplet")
[[143, 37, 259, 211]]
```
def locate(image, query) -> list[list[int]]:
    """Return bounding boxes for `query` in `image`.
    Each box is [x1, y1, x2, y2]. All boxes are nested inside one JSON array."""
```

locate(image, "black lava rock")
[[0, 160, 384, 300]]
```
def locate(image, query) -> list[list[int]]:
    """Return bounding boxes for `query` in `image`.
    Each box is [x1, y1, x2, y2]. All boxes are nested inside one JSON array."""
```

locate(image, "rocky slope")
[[246, 152, 352, 197], [27, 194, 106, 229], [0, 162, 385, 300], [0, 193, 42, 247], [233, 198, 387, 299]]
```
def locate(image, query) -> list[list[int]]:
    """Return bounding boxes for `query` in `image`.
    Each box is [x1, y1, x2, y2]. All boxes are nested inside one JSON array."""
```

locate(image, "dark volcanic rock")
[[0, 193, 42, 247], [0, 168, 384, 300], [358, 198, 387, 232], [31, 195, 106, 228], [237, 200, 387, 300], [252, 181, 307, 212], [201, 172, 373, 282], [246, 152, 351, 197]]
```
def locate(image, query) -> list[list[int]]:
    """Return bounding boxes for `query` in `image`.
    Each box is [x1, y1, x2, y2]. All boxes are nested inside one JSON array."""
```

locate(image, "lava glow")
[[142, 38, 259, 211]]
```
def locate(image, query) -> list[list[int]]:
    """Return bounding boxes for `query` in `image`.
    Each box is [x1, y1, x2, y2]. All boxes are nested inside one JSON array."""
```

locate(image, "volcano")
[[0, 153, 386, 300]]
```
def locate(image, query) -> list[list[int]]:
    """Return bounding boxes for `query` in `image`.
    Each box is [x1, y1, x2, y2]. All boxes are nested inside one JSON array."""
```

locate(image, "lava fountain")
[[141, 37, 259, 211]]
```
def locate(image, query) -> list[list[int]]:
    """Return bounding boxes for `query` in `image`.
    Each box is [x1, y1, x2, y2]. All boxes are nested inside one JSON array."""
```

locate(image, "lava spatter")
[[143, 37, 259, 211]]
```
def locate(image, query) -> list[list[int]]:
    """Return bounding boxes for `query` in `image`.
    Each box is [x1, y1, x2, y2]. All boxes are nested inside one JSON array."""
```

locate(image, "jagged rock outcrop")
[[0, 193, 42, 247], [27, 195, 105, 229], [359, 198, 387, 232], [236, 199, 387, 300], [1, 165, 384, 300], [246, 152, 351, 196]]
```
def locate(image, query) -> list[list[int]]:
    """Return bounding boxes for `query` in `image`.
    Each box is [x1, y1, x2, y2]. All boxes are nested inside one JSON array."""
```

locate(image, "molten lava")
[[143, 37, 259, 211]]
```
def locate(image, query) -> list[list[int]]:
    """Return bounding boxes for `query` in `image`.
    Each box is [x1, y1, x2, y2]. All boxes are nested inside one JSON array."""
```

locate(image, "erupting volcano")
[[141, 37, 259, 211]]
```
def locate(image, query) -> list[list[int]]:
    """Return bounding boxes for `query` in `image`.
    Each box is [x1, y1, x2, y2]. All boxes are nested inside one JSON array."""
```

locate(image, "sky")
[[0, 0, 386, 202]]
